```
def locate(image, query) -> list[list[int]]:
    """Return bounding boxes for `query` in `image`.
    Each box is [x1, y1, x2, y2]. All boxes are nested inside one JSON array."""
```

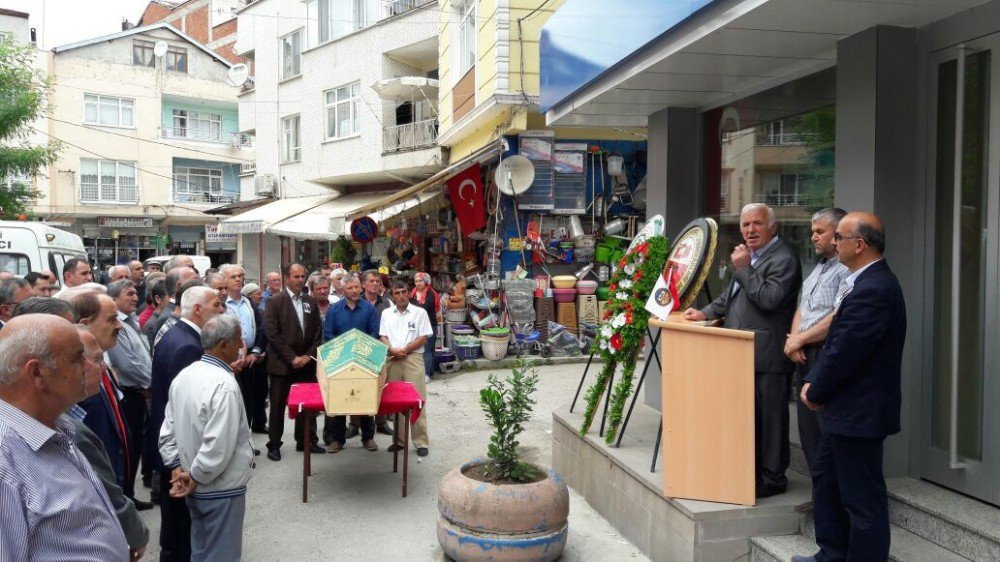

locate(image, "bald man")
[[794, 212, 906, 562], [0, 315, 130, 561]]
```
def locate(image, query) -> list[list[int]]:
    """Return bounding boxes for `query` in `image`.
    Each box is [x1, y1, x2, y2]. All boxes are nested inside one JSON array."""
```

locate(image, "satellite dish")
[[153, 40, 168, 58], [227, 64, 250, 87], [495, 155, 535, 196]]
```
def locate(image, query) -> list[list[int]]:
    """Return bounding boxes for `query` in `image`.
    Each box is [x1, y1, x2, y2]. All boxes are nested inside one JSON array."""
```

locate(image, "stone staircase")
[[749, 408, 1000, 562]]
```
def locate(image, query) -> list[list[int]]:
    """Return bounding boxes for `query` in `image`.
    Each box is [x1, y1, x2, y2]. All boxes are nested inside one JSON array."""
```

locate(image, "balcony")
[[754, 192, 816, 207], [383, 118, 437, 154], [173, 191, 237, 205], [162, 127, 224, 143], [383, 0, 435, 17]]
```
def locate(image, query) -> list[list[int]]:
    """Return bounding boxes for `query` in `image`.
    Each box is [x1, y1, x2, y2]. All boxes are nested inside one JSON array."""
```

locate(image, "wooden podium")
[[651, 314, 755, 506]]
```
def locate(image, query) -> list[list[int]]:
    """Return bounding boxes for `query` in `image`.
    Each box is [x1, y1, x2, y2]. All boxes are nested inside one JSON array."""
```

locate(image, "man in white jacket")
[[159, 315, 253, 562]]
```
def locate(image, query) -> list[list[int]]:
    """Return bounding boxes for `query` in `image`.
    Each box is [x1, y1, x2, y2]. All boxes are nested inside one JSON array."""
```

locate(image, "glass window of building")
[[324, 82, 361, 139], [459, 0, 476, 74], [282, 29, 302, 79], [702, 68, 836, 300], [84, 94, 135, 128], [281, 114, 301, 162], [133, 40, 155, 67], [166, 46, 188, 72], [79, 159, 138, 203]]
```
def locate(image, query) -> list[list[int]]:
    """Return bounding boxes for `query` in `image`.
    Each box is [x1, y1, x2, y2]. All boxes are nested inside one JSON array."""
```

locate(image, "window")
[[1, 174, 30, 191], [165, 46, 188, 72], [281, 30, 302, 79], [459, 0, 476, 74], [133, 40, 155, 67], [79, 159, 138, 203], [324, 83, 361, 139], [84, 94, 135, 128], [173, 167, 227, 203], [306, 0, 378, 47], [169, 109, 222, 142], [281, 115, 301, 162]]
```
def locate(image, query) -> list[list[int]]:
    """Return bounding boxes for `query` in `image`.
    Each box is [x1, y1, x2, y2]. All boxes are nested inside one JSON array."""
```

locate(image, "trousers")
[[187, 494, 245, 562], [387, 353, 428, 448], [755, 371, 791, 490], [267, 371, 317, 450], [794, 345, 824, 475]]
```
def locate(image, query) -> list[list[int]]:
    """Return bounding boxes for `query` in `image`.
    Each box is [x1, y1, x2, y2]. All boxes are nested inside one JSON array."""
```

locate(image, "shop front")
[[540, 0, 1000, 557], [81, 216, 164, 269]]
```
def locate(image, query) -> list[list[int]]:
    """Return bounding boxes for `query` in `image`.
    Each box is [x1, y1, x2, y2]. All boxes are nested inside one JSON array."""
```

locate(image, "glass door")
[[923, 35, 1000, 506]]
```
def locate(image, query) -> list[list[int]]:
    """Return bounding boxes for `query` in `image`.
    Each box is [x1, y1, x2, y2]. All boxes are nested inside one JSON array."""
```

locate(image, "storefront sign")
[[205, 224, 237, 244], [98, 217, 153, 228], [218, 220, 264, 235]]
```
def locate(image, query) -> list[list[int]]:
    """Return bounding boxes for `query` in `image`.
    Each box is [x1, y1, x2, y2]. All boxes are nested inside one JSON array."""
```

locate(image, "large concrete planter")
[[437, 459, 570, 562]]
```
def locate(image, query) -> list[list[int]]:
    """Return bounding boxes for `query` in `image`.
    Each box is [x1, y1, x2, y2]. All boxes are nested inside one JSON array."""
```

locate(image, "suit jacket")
[[264, 289, 322, 376], [79, 371, 128, 488], [701, 237, 802, 373], [805, 260, 906, 438], [252, 305, 267, 354], [71, 418, 149, 549], [149, 320, 203, 470]]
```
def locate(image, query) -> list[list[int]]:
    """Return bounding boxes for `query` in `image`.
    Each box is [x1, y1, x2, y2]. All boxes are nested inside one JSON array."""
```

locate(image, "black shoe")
[[386, 443, 404, 453], [377, 424, 394, 436], [253, 448, 261, 456], [150, 490, 162, 504], [309, 443, 325, 454], [756, 482, 786, 498], [251, 425, 269, 435], [417, 447, 428, 457], [132, 498, 155, 511], [267, 449, 281, 461], [345, 425, 360, 439], [791, 556, 816, 562], [141, 475, 152, 489]]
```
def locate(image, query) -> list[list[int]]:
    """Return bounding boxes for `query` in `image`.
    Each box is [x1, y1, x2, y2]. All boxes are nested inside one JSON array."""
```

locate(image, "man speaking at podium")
[[683, 203, 802, 498]]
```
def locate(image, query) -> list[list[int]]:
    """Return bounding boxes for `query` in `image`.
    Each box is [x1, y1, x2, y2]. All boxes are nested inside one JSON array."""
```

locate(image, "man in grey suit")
[[683, 203, 802, 497]]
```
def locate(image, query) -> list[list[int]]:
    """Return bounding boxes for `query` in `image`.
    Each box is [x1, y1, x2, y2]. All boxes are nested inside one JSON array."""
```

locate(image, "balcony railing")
[[162, 127, 224, 143], [173, 191, 237, 205], [757, 131, 817, 146], [383, 118, 437, 154], [754, 192, 814, 207], [384, 0, 435, 17]]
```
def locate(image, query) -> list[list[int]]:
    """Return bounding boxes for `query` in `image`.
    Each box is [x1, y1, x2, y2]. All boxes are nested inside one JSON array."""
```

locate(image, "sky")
[[1, 0, 152, 49]]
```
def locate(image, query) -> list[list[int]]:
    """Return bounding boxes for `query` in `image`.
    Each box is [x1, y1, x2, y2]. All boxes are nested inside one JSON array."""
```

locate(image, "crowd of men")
[[0, 255, 435, 561], [683, 204, 905, 561]]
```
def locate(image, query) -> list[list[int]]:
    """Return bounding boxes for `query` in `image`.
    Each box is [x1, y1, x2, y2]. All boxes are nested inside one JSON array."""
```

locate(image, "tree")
[[0, 32, 58, 218]]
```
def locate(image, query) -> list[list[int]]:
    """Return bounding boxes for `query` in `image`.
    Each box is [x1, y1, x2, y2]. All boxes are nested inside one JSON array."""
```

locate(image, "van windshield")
[[0, 253, 31, 275]]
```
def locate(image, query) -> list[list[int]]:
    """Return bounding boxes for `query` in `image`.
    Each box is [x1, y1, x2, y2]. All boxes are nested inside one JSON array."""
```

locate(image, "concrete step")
[[888, 478, 1000, 562], [797, 511, 971, 562], [753, 524, 971, 562]]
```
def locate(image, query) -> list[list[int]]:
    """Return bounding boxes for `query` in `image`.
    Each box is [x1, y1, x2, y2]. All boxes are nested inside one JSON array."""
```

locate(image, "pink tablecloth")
[[287, 381, 423, 422]]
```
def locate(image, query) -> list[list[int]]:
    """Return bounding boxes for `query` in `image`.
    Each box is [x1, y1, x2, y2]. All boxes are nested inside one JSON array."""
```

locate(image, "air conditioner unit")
[[254, 174, 277, 196]]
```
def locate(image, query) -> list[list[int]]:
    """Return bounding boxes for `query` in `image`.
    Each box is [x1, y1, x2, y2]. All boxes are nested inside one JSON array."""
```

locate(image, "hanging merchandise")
[[552, 142, 587, 214], [446, 164, 487, 236], [517, 131, 555, 210]]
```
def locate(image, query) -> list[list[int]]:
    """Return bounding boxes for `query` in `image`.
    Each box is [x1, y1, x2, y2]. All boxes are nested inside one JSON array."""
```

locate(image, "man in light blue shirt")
[[0, 315, 130, 562]]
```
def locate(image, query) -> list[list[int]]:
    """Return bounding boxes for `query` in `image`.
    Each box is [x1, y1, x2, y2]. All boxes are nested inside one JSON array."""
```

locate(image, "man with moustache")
[[151, 286, 224, 561], [129, 260, 147, 306], [0, 315, 131, 562], [783, 208, 850, 476], [794, 212, 906, 562], [56, 257, 94, 296], [0, 278, 33, 330], [683, 203, 802, 498], [264, 263, 324, 461]]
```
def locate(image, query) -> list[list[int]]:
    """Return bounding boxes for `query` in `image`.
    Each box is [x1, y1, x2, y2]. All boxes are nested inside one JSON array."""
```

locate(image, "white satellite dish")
[[153, 40, 169, 58], [227, 64, 250, 87], [495, 155, 535, 196]]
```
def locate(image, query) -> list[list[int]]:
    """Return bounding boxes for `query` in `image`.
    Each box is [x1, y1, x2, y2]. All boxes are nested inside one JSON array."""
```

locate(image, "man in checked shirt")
[[784, 207, 851, 475]]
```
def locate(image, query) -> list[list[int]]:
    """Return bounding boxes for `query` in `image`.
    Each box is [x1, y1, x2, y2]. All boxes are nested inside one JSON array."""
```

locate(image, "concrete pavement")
[[138, 361, 648, 561]]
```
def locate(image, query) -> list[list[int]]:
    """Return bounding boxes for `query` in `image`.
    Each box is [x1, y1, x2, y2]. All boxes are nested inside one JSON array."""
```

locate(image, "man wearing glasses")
[[783, 208, 851, 477], [794, 212, 905, 562]]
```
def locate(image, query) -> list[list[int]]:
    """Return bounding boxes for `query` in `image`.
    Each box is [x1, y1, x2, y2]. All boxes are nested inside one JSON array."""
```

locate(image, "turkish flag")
[[447, 164, 486, 236]]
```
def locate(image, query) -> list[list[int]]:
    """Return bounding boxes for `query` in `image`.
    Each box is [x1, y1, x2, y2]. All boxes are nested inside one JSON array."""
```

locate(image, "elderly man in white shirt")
[[379, 279, 433, 457], [159, 315, 254, 562]]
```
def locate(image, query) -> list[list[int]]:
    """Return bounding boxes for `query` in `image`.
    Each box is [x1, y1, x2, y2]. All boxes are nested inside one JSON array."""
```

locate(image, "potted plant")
[[437, 363, 570, 561]]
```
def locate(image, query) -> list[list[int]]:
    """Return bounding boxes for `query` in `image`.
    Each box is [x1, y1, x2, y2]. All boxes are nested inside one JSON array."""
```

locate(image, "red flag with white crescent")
[[447, 164, 486, 236]]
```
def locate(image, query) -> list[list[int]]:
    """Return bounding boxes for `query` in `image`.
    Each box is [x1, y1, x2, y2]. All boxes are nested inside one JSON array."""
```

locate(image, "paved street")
[[138, 361, 648, 561]]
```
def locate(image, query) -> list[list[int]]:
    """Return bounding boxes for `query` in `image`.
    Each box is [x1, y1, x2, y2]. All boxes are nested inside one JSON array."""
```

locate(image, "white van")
[[0, 221, 87, 280], [144, 254, 213, 275]]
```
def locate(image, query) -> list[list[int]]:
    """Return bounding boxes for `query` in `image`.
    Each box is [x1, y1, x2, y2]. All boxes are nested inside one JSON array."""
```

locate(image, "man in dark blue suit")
[[150, 286, 223, 562], [796, 212, 906, 562]]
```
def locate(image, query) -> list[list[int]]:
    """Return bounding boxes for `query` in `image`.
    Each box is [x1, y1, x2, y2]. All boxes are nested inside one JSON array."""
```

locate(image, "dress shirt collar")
[[180, 317, 202, 335], [0, 398, 74, 452], [226, 294, 248, 306], [66, 404, 87, 422], [750, 236, 780, 263], [286, 287, 302, 300], [844, 258, 883, 289], [390, 303, 413, 316], [116, 310, 129, 322]]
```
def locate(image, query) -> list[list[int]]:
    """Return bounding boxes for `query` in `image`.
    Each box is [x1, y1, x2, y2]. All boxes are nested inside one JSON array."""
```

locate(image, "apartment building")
[[139, 0, 246, 64], [39, 23, 252, 266]]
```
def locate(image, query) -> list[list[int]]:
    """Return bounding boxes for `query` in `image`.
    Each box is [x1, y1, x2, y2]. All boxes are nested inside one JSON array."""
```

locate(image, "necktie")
[[101, 369, 131, 485]]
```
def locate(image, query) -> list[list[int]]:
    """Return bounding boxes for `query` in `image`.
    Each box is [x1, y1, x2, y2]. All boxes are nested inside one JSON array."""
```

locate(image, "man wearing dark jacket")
[[795, 212, 906, 562], [264, 263, 323, 461], [150, 286, 223, 562], [683, 203, 802, 498]]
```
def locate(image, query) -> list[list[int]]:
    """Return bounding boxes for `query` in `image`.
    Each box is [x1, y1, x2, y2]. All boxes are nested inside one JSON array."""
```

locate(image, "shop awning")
[[372, 76, 439, 102], [217, 194, 334, 235], [544, 0, 985, 127], [344, 140, 502, 221], [266, 191, 440, 241]]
